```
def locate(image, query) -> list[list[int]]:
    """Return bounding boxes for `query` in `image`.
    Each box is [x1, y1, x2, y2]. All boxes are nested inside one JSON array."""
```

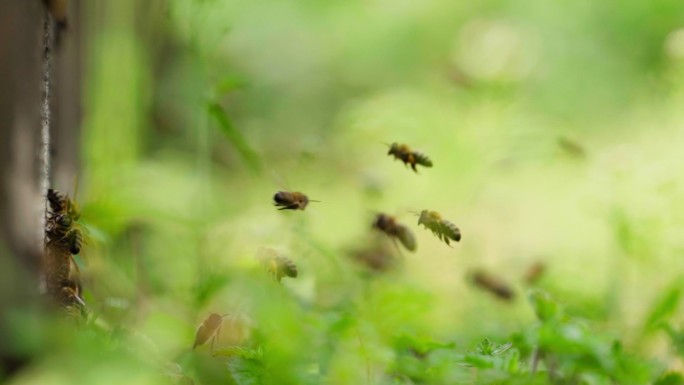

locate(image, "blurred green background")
[[7, 0, 684, 384]]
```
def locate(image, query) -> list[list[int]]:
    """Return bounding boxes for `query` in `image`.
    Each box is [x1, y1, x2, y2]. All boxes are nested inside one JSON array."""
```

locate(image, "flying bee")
[[349, 236, 398, 273], [387, 142, 433, 173], [193, 313, 227, 350], [268, 256, 298, 282], [524, 261, 546, 285], [471, 270, 515, 301], [273, 191, 319, 211], [372, 213, 416, 252], [256, 248, 298, 282], [415, 210, 461, 246]]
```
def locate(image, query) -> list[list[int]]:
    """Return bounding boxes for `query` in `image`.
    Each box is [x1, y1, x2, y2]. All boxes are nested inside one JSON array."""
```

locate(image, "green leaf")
[[207, 102, 262, 172], [655, 373, 684, 385], [644, 282, 682, 332], [528, 290, 562, 322]]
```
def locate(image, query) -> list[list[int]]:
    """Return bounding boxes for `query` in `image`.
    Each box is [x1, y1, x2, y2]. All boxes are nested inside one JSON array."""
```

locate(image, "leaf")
[[213, 345, 264, 360], [655, 372, 684, 385], [528, 290, 562, 322], [207, 102, 262, 172], [644, 282, 682, 332], [226, 356, 264, 385]]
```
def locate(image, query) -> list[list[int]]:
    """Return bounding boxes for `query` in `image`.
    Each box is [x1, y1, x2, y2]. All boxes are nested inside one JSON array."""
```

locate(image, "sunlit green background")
[[8, 0, 684, 384]]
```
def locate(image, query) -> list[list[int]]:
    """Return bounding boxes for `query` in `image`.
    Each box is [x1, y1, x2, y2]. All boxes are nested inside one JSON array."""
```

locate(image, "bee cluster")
[[44, 188, 85, 311]]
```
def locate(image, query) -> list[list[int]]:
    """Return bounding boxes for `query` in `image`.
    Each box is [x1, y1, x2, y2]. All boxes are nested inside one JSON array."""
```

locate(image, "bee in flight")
[[524, 261, 546, 285], [273, 191, 319, 211], [257, 248, 298, 282], [387, 142, 433, 173], [471, 270, 515, 301], [193, 313, 227, 350], [415, 210, 461, 246], [372, 213, 416, 252]]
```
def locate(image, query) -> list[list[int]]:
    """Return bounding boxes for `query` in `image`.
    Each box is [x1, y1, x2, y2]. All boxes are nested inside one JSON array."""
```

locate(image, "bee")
[[193, 313, 225, 350], [471, 270, 515, 301], [387, 143, 433, 173], [524, 261, 546, 285], [372, 213, 416, 252], [557, 137, 586, 158], [42, 0, 68, 29], [256, 247, 298, 282], [349, 237, 397, 273], [415, 210, 461, 246], [273, 191, 319, 211], [57, 279, 85, 308], [47, 188, 80, 220], [44, 188, 85, 312]]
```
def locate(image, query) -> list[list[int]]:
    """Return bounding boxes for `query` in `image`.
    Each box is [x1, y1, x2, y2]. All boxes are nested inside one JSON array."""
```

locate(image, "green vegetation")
[[6, 0, 684, 384]]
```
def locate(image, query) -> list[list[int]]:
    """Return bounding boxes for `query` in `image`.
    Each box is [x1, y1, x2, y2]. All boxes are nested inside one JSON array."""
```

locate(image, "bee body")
[[417, 210, 461, 246], [267, 256, 298, 282], [193, 313, 224, 349], [273, 191, 314, 210], [472, 271, 515, 301], [44, 188, 85, 312], [372, 213, 416, 252], [387, 143, 433, 173], [524, 262, 546, 285]]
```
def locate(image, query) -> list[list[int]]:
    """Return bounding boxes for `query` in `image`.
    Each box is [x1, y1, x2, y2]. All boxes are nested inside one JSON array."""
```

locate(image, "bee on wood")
[[57, 279, 85, 308], [44, 188, 85, 313], [415, 210, 461, 246], [387, 143, 433, 173], [42, 0, 68, 29], [524, 261, 546, 285], [47, 188, 80, 221], [372, 213, 416, 252], [193, 313, 226, 350], [273, 191, 319, 210], [46, 188, 83, 254], [471, 270, 515, 301]]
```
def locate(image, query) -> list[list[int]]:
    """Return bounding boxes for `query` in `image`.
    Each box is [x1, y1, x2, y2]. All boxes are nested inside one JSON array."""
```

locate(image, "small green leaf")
[[207, 102, 262, 172], [528, 290, 562, 322], [644, 282, 682, 332]]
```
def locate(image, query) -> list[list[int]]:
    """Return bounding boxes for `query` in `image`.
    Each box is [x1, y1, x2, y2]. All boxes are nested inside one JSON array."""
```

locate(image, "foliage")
[[6, 0, 684, 384]]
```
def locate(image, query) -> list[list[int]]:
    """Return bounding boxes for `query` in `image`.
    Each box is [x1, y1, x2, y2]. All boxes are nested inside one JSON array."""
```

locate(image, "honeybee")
[[349, 236, 398, 273], [273, 191, 319, 210], [256, 248, 298, 282], [471, 270, 515, 301], [557, 137, 586, 158], [47, 188, 80, 220], [193, 313, 225, 350], [57, 279, 85, 308], [372, 213, 416, 252], [387, 143, 433, 173], [44, 188, 85, 312], [415, 210, 461, 246], [524, 261, 546, 285], [42, 0, 68, 29]]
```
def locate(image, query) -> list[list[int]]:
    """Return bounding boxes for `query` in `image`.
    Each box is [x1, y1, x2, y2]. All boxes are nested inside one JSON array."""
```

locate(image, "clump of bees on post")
[[44, 188, 85, 313]]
